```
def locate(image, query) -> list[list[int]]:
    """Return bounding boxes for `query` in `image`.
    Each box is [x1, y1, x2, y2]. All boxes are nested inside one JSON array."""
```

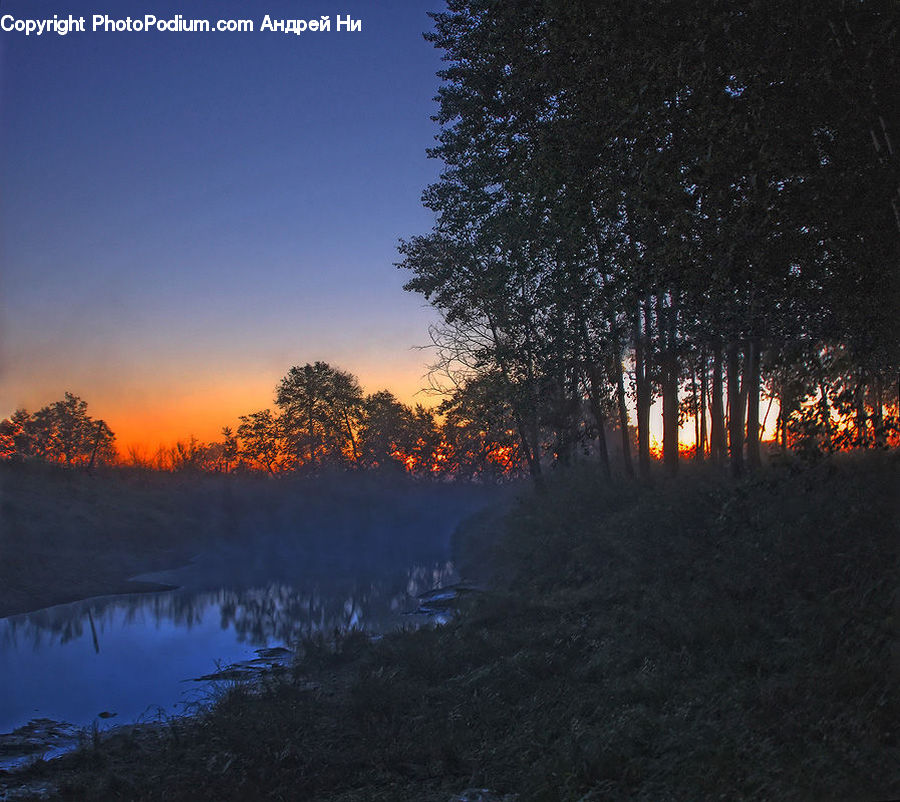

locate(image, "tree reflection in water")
[[0, 476, 502, 741], [0, 559, 459, 740], [0, 560, 457, 654]]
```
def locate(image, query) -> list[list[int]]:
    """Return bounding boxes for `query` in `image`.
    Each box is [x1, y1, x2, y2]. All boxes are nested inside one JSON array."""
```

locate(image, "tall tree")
[[402, 0, 898, 482]]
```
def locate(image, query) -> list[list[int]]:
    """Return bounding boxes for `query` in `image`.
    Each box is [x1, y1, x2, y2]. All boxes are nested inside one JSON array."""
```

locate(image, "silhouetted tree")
[[0, 393, 116, 466], [275, 362, 364, 470], [237, 410, 285, 474], [358, 390, 417, 471], [400, 0, 898, 482], [221, 427, 238, 473], [438, 372, 526, 480]]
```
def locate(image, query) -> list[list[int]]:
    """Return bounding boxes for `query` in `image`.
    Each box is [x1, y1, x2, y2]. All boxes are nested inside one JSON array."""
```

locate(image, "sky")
[[0, 0, 447, 452]]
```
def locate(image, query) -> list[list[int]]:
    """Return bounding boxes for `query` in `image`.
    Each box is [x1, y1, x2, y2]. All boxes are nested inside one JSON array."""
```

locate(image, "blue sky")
[[0, 0, 446, 447]]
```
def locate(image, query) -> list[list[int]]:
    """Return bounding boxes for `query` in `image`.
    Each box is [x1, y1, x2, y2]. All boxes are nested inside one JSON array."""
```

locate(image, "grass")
[[0, 462, 216, 616], [2, 451, 898, 800]]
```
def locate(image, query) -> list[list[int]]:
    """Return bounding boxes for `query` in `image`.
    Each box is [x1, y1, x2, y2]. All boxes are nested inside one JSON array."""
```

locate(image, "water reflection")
[[1, 476, 502, 772], [3, 562, 455, 650], [0, 559, 456, 745]]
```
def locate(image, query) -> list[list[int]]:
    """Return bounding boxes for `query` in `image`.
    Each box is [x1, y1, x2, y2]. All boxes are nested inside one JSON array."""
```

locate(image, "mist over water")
[[0, 475, 499, 757]]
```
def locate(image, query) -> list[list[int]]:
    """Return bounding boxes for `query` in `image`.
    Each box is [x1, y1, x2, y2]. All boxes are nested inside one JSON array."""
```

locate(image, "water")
[[0, 476, 500, 768], [0, 539, 466, 768], [0, 560, 454, 737]]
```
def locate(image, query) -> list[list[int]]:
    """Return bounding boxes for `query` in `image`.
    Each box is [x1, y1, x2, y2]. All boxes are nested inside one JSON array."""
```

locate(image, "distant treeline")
[[396, 1, 899, 483], [196, 360, 523, 478], [0, 393, 116, 469], [2, 349, 897, 479], [0, 369, 520, 478]]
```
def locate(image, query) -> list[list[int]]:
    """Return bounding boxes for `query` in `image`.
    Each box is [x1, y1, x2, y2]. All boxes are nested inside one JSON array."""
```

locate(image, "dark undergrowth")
[[5, 451, 898, 801], [0, 463, 494, 617], [0, 462, 219, 616]]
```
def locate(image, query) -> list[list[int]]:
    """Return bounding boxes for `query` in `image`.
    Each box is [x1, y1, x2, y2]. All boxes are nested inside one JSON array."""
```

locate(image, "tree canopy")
[[0, 393, 116, 467], [4, 5, 897, 481], [399, 0, 899, 481]]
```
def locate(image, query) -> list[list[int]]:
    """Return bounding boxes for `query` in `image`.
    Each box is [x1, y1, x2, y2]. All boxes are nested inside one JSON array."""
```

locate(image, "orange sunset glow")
[[1, 353, 437, 456]]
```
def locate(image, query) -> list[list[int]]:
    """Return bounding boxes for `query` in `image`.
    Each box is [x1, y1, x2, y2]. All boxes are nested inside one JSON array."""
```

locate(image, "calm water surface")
[[0, 495, 478, 768], [0, 560, 455, 742]]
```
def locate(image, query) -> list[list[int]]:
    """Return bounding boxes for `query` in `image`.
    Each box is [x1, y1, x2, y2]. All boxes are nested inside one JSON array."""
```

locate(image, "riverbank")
[[0, 463, 218, 617], [3, 452, 898, 800], [0, 464, 497, 618]]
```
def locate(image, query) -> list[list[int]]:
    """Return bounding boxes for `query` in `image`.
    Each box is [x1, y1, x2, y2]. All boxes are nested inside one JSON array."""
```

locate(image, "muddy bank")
[[0, 463, 219, 618], [0, 521, 197, 620], [0, 576, 181, 622]]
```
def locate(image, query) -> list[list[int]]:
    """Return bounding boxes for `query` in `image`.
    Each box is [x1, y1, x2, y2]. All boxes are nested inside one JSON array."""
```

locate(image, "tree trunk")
[[854, 375, 869, 447], [662, 357, 679, 474], [587, 366, 612, 480], [760, 393, 775, 444], [634, 303, 652, 480], [745, 339, 761, 470], [727, 340, 744, 477], [613, 349, 635, 477], [87, 421, 105, 473], [551, 377, 570, 468], [699, 347, 708, 460], [512, 407, 543, 488], [819, 380, 834, 453], [778, 382, 792, 451], [487, 312, 543, 488], [691, 365, 700, 459], [343, 410, 359, 466], [657, 294, 679, 476], [710, 341, 726, 465]]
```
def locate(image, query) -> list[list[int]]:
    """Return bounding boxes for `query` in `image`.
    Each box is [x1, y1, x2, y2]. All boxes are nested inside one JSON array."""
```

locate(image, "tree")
[[237, 410, 285, 474], [437, 372, 526, 480], [0, 393, 116, 466], [408, 404, 445, 476], [358, 390, 417, 471], [275, 362, 364, 470], [0, 409, 33, 460], [402, 0, 898, 484], [221, 427, 238, 473]]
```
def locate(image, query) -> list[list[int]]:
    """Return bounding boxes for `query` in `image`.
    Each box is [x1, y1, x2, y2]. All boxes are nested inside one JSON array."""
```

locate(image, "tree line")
[[398, 0, 898, 484], [0, 366, 523, 479], [0, 393, 116, 468], [214, 360, 524, 477]]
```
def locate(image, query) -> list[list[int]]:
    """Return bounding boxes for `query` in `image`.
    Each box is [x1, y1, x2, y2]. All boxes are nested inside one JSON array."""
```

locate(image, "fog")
[[0, 472, 508, 755]]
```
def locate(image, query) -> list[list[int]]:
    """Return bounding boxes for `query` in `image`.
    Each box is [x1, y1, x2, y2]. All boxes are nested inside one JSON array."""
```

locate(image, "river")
[[0, 482, 492, 767]]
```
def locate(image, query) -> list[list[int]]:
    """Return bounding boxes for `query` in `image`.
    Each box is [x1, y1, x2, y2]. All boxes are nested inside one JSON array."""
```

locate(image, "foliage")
[[236, 410, 285, 474], [438, 372, 525, 479], [275, 361, 365, 469], [0, 393, 115, 467], [226, 362, 529, 479], [399, 0, 900, 482]]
